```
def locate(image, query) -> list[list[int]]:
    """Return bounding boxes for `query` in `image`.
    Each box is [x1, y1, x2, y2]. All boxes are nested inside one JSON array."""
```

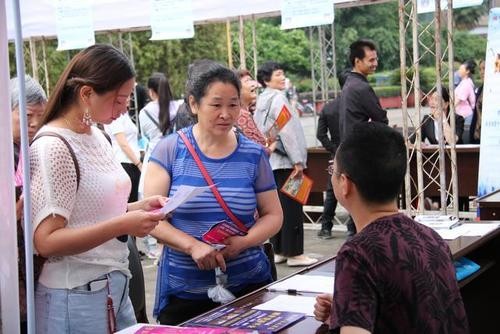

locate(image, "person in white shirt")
[[138, 72, 178, 258], [138, 72, 178, 199], [29, 44, 165, 333], [105, 112, 142, 202]]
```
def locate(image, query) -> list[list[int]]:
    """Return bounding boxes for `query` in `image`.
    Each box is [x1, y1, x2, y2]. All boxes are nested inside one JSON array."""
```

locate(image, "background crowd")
[[9, 35, 485, 333]]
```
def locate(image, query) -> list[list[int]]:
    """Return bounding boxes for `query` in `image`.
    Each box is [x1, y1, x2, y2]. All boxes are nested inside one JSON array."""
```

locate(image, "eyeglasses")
[[327, 163, 354, 183], [326, 164, 341, 177]]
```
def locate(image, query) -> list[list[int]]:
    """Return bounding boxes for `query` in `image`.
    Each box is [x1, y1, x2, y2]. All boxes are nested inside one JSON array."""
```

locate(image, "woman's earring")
[[82, 108, 93, 126]]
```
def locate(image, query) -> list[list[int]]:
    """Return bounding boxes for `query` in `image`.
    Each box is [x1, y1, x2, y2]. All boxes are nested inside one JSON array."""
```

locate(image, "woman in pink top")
[[455, 59, 476, 124]]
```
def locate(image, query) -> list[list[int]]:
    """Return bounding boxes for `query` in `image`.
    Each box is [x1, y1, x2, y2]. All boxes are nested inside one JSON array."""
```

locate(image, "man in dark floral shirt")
[[314, 122, 468, 334]]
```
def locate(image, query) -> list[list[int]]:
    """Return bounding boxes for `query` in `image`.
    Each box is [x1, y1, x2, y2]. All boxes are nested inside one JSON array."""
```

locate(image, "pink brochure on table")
[[202, 220, 247, 245], [134, 325, 259, 333]]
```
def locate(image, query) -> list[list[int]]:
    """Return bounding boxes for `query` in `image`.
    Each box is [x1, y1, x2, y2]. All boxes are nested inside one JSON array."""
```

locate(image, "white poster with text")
[[478, 8, 500, 196], [417, 0, 483, 14], [150, 0, 194, 40], [55, 0, 95, 51], [281, 0, 334, 30]]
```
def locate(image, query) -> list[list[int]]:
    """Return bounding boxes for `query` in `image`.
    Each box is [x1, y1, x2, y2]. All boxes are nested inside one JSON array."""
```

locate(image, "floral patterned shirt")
[[330, 213, 468, 334]]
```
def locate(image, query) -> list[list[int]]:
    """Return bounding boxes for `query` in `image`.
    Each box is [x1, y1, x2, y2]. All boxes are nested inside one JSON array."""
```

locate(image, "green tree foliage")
[[253, 21, 310, 76], [9, 39, 68, 91], [130, 23, 228, 97], [333, 2, 400, 71], [7, 1, 488, 97], [9, 24, 228, 98], [453, 30, 487, 63], [453, 2, 489, 30]]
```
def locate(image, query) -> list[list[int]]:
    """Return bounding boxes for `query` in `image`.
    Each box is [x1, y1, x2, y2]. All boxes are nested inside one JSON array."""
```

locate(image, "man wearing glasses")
[[313, 122, 467, 334]]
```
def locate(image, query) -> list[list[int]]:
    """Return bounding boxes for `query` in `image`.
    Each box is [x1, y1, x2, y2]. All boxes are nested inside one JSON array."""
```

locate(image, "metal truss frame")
[[398, 0, 460, 217]]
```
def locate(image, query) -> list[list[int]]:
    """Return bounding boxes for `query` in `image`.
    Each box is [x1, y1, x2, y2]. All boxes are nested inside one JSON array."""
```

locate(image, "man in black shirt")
[[339, 39, 389, 236], [316, 70, 350, 239]]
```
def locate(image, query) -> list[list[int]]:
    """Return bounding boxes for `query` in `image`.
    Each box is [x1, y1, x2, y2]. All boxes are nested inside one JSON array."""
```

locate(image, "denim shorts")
[[35, 270, 136, 333]]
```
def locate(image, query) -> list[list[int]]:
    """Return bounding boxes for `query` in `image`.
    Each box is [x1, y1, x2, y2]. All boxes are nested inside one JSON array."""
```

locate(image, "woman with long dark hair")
[[138, 72, 178, 257], [417, 86, 464, 145], [138, 72, 178, 198], [29, 44, 165, 333]]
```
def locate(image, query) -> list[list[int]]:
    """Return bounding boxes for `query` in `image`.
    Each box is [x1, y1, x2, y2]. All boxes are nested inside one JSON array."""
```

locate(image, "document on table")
[[156, 185, 212, 215], [435, 223, 500, 240], [461, 223, 500, 236], [267, 274, 334, 294], [253, 295, 317, 317], [436, 226, 468, 240]]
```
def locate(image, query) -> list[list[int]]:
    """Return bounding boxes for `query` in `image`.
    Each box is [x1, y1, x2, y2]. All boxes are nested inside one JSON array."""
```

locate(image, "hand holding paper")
[[141, 195, 168, 211], [152, 185, 212, 216]]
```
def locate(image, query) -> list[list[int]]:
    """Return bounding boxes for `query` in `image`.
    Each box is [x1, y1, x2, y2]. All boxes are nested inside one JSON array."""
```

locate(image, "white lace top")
[[30, 125, 131, 289]]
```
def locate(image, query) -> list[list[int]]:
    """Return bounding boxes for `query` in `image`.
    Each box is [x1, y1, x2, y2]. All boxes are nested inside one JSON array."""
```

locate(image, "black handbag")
[[263, 94, 288, 157], [274, 136, 287, 156]]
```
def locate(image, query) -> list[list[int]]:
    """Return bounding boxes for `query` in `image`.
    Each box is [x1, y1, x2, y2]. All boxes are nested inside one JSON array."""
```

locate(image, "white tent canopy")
[[6, 0, 282, 40], [6, 0, 387, 40]]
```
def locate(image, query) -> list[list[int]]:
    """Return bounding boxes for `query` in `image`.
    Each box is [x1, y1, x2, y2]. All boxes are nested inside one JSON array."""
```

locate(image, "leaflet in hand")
[[414, 215, 460, 229], [202, 220, 247, 246], [280, 173, 313, 205], [265, 105, 292, 139], [153, 185, 212, 216]]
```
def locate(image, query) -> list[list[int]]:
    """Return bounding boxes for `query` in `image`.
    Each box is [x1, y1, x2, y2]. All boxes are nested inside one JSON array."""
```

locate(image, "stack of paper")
[[414, 215, 460, 229], [435, 223, 500, 240], [253, 295, 317, 317], [267, 274, 334, 294]]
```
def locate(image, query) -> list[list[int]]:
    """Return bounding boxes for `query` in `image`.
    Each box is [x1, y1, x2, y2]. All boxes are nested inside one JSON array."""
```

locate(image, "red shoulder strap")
[[177, 130, 248, 232]]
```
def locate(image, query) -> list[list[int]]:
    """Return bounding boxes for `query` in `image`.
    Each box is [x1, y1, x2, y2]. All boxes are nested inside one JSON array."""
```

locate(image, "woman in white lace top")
[[29, 44, 165, 333]]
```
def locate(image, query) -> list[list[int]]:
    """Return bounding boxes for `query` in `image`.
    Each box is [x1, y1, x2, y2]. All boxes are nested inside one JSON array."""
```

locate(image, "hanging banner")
[[417, 0, 483, 14], [281, 0, 334, 30], [150, 0, 194, 40], [478, 8, 500, 197], [55, 0, 95, 51]]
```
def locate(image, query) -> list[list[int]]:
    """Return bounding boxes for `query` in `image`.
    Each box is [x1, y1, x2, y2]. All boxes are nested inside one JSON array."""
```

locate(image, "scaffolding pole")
[[238, 16, 246, 70], [252, 15, 258, 78], [447, 0, 459, 217], [226, 20, 233, 68], [399, 0, 412, 215], [399, 0, 460, 217]]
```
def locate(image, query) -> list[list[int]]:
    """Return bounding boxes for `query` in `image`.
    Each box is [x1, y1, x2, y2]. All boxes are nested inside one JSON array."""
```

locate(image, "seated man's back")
[[323, 122, 468, 334], [332, 212, 468, 334]]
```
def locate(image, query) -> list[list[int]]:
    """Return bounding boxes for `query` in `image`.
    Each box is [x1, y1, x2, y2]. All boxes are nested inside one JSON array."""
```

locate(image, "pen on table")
[[267, 288, 303, 295], [449, 220, 463, 230]]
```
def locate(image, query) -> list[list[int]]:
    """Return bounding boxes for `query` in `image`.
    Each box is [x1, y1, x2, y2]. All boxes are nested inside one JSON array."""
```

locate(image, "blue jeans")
[[35, 270, 136, 333]]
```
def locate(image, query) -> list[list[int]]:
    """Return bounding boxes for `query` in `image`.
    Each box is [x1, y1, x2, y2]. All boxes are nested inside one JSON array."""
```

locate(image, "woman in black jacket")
[[416, 86, 464, 145]]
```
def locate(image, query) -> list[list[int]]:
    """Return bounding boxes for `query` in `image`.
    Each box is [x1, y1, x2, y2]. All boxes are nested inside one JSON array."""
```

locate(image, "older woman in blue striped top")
[[144, 63, 283, 325]]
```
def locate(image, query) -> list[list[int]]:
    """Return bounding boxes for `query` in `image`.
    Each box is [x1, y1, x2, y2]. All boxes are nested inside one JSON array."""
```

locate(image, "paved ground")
[[301, 106, 424, 148]]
